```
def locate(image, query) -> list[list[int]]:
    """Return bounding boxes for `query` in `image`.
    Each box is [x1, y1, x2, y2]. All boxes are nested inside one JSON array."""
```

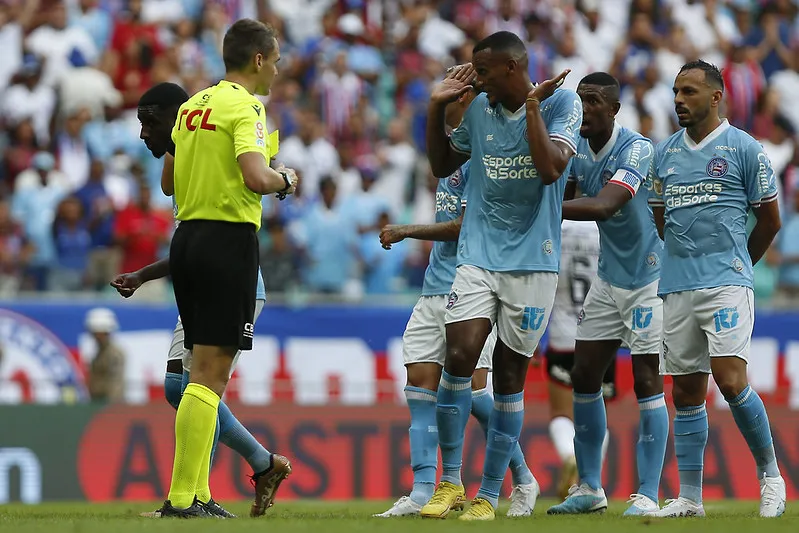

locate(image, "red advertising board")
[[76, 401, 799, 502]]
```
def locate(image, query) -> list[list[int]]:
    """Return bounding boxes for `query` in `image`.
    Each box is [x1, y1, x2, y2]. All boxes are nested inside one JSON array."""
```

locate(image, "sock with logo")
[[637, 393, 669, 503], [471, 388, 533, 486], [727, 385, 780, 479], [164, 372, 183, 410], [218, 401, 273, 474], [573, 391, 606, 491], [476, 392, 525, 508], [549, 416, 576, 463], [406, 386, 438, 505], [674, 404, 707, 504], [437, 372, 472, 486], [167, 383, 220, 508]]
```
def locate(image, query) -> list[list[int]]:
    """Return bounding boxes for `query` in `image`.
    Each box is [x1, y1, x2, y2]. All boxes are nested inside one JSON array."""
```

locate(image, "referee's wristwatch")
[[277, 171, 291, 200]]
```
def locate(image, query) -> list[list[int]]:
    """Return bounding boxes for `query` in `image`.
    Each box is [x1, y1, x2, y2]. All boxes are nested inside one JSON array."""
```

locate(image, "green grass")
[[1, 499, 797, 533]]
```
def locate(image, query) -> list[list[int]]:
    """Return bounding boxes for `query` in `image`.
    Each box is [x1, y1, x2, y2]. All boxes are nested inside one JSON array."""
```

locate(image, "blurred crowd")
[[1, 0, 799, 304]]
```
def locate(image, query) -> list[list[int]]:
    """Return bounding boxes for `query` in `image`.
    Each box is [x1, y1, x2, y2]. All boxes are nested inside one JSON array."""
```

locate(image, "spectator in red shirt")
[[113, 179, 169, 277], [104, 0, 165, 108]]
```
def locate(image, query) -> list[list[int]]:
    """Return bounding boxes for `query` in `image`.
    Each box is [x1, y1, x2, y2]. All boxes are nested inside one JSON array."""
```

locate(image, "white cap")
[[85, 308, 119, 333]]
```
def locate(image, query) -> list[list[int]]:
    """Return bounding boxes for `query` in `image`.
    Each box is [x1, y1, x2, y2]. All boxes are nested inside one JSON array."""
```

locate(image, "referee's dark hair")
[[679, 60, 724, 92], [223, 19, 279, 72]]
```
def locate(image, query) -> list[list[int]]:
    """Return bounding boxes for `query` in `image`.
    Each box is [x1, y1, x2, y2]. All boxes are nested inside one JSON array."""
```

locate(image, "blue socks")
[[573, 391, 606, 491], [178, 370, 271, 473], [164, 372, 183, 409], [674, 404, 708, 504], [476, 392, 525, 508], [471, 388, 533, 486], [218, 401, 273, 474], [727, 385, 780, 479], [637, 393, 669, 503], [406, 386, 438, 505], [436, 371, 472, 486]]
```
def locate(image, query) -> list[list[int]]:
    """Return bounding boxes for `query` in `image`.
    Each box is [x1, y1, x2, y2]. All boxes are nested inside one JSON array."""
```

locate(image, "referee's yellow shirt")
[[171, 80, 279, 231]]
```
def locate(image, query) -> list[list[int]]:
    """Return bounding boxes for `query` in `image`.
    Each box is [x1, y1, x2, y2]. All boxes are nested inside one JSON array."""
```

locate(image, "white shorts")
[[576, 278, 662, 355], [660, 286, 754, 375], [169, 299, 266, 374], [444, 265, 557, 358], [403, 295, 493, 369]]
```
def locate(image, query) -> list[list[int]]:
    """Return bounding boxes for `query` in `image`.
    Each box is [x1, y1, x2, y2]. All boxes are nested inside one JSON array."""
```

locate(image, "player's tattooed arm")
[[427, 64, 472, 177], [748, 199, 781, 265], [562, 183, 631, 221], [652, 206, 665, 241], [526, 70, 574, 184], [379, 216, 463, 250], [110, 258, 170, 297]]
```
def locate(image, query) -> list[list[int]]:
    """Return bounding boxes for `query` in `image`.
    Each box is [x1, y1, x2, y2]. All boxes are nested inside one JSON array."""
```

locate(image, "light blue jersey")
[[421, 162, 470, 296], [649, 120, 779, 295], [568, 123, 662, 290], [173, 198, 266, 300], [450, 90, 582, 272]]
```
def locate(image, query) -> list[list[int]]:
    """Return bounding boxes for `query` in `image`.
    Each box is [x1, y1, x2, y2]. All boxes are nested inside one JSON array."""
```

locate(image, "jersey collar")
[[499, 102, 527, 121], [589, 121, 620, 162], [682, 119, 730, 151]]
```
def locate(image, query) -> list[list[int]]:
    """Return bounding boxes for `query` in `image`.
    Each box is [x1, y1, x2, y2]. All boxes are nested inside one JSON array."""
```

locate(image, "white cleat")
[[622, 493, 659, 516], [373, 496, 423, 517], [650, 497, 705, 518], [759, 475, 786, 518], [507, 479, 540, 517]]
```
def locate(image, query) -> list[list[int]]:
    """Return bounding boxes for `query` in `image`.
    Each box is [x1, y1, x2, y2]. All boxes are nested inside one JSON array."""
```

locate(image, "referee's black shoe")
[[150, 498, 214, 518], [200, 498, 237, 518]]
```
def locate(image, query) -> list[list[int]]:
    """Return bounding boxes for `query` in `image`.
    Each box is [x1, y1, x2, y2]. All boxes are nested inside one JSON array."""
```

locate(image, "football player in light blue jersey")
[[110, 83, 290, 519], [420, 31, 582, 521], [374, 85, 537, 519], [648, 60, 785, 518], [548, 73, 668, 517]]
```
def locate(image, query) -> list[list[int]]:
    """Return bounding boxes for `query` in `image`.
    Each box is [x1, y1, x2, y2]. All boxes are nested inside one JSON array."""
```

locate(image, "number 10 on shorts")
[[521, 306, 546, 331]]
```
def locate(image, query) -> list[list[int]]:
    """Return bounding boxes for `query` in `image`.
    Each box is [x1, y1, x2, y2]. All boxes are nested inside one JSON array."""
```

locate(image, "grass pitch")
[[1, 499, 797, 533]]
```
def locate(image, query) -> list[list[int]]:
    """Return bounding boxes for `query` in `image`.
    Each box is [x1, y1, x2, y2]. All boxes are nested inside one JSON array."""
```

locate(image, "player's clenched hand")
[[527, 69, 570, 106], [110, 273, 142, 298], [430, 63, 476, 105], [380, 225, 407, 250]]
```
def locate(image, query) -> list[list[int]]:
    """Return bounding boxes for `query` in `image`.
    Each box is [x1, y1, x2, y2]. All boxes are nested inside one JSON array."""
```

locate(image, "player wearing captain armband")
[[548, 72, 667, 517]]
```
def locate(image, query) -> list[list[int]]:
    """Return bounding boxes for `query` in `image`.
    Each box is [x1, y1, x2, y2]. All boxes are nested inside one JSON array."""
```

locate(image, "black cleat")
[[148, 499, 214, 519], [200, 498, 237, 518]]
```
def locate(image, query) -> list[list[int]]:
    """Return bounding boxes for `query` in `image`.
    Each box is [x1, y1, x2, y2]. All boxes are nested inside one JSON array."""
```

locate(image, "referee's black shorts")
[[545, 349, 618, 401], [170, 220, 258, 351]]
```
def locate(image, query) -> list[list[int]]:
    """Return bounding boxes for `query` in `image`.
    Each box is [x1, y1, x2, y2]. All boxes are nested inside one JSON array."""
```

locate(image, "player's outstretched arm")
[[748, 199, 781, 265], [427, 65, 472, 177], [110, 258, 170, 297], [379, 216, 463, 250], [562, 182, 632, 221], [525, 70, 575, 185]]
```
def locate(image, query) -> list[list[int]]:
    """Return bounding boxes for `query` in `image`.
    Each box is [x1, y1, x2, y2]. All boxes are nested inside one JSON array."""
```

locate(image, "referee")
[[158, 19, 298, 518]]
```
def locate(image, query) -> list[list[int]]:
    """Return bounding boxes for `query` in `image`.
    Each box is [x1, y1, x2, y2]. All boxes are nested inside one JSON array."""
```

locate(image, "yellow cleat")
[[420, 481, 466, 518], [557, 455, 579, 500], [458, 498, 496, 521]]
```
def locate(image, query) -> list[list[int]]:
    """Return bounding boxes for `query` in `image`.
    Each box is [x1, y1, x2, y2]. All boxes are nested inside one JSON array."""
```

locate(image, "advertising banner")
[[1, 402, 798, 503], [0, 302, 798, 407]]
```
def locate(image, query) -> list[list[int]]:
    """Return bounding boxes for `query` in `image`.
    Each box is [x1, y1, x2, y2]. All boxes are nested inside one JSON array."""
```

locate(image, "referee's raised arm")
[[157, 18, 298, 518]]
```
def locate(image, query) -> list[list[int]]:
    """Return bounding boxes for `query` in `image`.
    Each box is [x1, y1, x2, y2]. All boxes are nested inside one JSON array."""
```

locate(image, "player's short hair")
[[223, 18, 279, 72], [473, 31, 527, 61], [679, 59, 724, 91], [138, 83, 189, 110], [578, 72, 620, 101]]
